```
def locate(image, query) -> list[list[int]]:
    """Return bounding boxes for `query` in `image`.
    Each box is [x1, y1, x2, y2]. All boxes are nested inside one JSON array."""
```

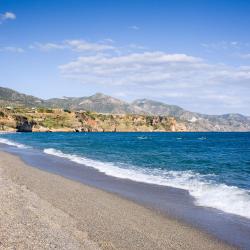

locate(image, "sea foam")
[[44, 148, 250, 219], [0, 138, 30, 149]]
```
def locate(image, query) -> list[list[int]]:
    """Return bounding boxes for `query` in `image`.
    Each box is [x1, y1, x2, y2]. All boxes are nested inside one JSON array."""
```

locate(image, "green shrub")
[[64, 109, 71, 113]]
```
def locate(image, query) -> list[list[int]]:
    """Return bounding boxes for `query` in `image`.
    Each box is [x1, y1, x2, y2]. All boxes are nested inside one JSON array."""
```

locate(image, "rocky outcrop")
[[15, 116, 36, 132]]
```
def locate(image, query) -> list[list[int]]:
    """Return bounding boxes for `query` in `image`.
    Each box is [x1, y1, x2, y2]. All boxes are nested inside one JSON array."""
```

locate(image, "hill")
[[0, 87, 45, 107], [0, 86, 249, 131], [132, 99, 250, 131], [46, 93, 145, 114]]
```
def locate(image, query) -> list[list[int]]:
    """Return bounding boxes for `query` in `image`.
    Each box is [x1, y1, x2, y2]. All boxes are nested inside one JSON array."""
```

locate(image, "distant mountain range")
[[0, 86, 249, 131]]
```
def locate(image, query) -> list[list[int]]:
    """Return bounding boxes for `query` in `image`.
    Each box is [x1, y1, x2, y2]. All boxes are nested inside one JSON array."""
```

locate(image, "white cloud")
[[30, 40, 115, 52], [65, 40, 115, 52], [0, 12, 16, 23], [0, 46, 24, 53], [59, 51, 200, 82], [59, 52, 202, 86], [30, 42, 66, 51]]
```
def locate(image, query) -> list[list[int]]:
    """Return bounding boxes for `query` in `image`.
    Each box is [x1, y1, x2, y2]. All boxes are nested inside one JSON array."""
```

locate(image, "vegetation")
[[0, 107, 186, 132]]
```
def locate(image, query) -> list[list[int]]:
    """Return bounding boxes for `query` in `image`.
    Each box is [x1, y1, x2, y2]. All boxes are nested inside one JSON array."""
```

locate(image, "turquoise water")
[[0, 132, 250, 218]]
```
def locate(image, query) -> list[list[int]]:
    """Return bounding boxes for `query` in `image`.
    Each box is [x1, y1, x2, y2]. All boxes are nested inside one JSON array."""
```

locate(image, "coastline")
[[0, 150, 233, 250]]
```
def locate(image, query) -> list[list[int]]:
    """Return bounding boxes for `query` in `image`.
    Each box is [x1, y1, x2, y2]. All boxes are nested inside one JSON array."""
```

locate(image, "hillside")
[[132, 99, 188, 117], [46, 93, 145, 114], [132, 99, 250, 132], [0, 107, 186, 132], [0, 86, 249, 131], [0, 87, 45, 107]]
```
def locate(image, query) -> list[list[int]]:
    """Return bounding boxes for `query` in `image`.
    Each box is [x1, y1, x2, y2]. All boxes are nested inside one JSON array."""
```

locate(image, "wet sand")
[[0, 151, 234, 250]]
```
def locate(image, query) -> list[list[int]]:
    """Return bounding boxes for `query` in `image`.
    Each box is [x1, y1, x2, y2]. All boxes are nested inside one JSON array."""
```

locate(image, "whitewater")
[[43, 147, 250, 219]]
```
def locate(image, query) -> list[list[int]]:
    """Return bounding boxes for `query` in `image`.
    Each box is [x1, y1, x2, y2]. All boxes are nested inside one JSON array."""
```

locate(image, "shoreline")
[[0, 150, 233, 249]]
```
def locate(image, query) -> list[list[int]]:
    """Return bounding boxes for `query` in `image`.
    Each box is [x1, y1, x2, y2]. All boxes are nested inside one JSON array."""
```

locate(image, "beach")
[[0, 151, 233, 250]]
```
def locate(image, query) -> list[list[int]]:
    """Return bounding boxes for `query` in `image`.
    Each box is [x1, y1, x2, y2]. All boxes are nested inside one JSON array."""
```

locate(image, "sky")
[[0, 0, 250, 115]]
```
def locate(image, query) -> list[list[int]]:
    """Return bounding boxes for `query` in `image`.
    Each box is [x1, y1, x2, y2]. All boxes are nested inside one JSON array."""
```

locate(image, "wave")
[[137, 136, 148, 140], [198, 137, 207, 140], [0, 138, 30, 149], [44, 148, 250, 219]]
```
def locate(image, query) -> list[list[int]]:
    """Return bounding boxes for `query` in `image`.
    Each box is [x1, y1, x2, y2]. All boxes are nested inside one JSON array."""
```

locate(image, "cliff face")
[[0, 108, 187, 132]]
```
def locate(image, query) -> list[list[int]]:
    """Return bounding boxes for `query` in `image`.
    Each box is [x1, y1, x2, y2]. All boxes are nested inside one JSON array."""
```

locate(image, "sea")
[[0, 132, 250, 247]]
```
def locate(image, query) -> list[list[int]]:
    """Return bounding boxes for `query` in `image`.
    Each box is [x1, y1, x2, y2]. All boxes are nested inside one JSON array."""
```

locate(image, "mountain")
[[132, 99, 250, 131], [0, 87, 143, 113], [132, 99, 190, 118], [46, 93, 145, 114], [0, 86, 45, 107], [0, 86, 249, 131]]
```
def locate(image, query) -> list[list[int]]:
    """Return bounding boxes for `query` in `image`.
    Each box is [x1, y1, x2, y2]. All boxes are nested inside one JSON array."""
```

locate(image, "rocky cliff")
[[0, 108, 187, 132]]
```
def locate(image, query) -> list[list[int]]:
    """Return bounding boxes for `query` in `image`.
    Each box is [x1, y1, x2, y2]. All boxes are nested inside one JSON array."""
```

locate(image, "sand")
[[0, 151, 234, 250]]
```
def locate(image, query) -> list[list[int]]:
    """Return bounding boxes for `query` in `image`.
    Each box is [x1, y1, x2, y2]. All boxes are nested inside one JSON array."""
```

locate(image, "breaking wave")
[[44, 148, 250, 219], [0, 138, 30, 149]]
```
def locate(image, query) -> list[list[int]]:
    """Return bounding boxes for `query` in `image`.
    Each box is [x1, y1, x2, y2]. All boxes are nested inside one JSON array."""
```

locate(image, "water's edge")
[[1, 144, 250, 249]]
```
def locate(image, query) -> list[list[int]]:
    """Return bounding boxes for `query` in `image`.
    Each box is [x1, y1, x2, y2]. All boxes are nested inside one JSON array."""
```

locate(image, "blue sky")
[[0, 0, 250, 115]]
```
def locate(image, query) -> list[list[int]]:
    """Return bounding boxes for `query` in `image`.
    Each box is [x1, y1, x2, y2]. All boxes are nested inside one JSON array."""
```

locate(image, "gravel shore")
[[0, 151, 234, 250]]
